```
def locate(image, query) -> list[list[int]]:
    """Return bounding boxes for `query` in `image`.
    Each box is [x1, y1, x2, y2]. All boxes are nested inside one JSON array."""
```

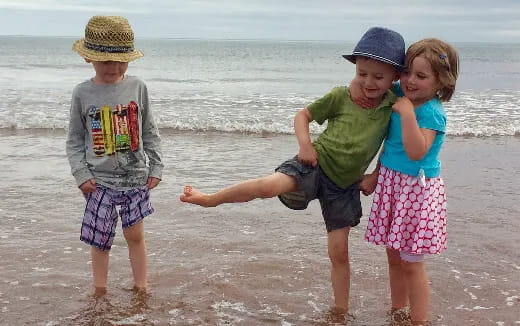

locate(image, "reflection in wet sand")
[[0, 131, 519, 325], [65, 289, 151, 326]]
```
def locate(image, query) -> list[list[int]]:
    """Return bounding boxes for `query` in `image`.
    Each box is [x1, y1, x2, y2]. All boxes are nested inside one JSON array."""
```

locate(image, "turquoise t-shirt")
[[380, 83, 446, 178], [308, 86, 395, 188]]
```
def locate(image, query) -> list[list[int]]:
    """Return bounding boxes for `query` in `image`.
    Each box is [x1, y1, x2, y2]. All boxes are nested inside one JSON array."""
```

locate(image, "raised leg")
[[180, 172, 298, 207]]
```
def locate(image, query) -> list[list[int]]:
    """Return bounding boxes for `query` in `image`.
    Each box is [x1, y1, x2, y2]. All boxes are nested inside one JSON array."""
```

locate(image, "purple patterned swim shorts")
[[80, 184, 154, 251]]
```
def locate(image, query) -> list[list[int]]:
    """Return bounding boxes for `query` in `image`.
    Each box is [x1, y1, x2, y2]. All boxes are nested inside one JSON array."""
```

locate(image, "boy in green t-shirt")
[[180, 27, 404, 316]]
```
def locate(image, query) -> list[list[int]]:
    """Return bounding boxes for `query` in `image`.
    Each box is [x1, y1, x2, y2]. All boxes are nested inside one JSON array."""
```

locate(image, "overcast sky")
[[0, 0, 518, 42]]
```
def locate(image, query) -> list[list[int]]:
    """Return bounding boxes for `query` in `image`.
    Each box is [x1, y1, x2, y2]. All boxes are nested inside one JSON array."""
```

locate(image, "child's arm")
[[294, 108, 317, 167], [140, 84, 163, 187], [359, 155, 381, 196], [393, 97, 436, 160], [66, 90, 95, 191]]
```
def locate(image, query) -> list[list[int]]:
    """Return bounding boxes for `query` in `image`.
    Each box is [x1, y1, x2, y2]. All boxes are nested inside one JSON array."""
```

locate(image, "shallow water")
[[0, 130, 519, 325], [1, 37, 520, 137]]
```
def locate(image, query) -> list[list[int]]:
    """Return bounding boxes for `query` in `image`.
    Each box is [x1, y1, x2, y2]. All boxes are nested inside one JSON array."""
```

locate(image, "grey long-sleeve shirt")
[[66, 76, 163, 190]]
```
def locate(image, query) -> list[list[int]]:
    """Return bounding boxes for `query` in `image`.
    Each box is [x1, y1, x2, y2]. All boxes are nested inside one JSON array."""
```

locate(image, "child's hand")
[[359, 172, 378, 196], [349, 79, 379, 109], [298, 144, 318, 167], [392, 97, 415, 115], [79, 179, 96, 194], [147, 177, 161, 189]]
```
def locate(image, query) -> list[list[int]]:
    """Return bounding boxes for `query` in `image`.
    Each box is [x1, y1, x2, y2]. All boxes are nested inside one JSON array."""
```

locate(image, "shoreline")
[[1, 127, 519, 138]]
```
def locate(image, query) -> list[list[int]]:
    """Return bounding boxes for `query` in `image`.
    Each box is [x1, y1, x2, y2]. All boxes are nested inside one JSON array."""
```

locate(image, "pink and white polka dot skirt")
[[365, 165, 447, 255]]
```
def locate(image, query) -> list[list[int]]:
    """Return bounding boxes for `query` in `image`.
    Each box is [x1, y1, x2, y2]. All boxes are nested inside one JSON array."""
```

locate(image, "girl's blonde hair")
[[405, 38, 459, 102]]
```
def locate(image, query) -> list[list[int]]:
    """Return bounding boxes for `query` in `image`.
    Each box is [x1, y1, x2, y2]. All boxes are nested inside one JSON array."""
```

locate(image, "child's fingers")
[[81, 185, 96, 194], [147, 177, 160, 189]]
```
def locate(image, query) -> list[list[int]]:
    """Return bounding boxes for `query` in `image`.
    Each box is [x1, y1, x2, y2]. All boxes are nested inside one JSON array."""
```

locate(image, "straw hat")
[[72, 16, 143, 62]]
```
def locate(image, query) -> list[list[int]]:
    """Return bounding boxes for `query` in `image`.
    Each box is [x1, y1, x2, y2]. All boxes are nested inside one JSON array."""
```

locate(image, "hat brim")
[[342, 54, 356, 64], [72, 39, 143, 62], [342, 53, 403, 70]]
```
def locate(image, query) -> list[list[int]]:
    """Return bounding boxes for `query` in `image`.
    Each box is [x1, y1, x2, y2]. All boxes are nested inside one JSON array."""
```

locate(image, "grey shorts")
[[275, 156, 362, 232]]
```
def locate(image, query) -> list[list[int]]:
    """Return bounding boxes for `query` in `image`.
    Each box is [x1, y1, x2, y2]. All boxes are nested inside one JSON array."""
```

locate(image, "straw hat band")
[[84, 41, 135, 54]]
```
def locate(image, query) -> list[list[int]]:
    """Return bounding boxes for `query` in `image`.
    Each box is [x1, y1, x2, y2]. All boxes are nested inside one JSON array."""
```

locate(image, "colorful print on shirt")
[[88, 106, 105, 156], [101, 106, 115, 155], [128, 101, 140, 151], [113, 104, 131, 151], [89, 101, 140, 157]]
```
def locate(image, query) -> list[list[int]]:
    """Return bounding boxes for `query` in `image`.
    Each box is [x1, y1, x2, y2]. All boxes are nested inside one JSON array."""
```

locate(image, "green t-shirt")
[[308, 86, 395, 188]]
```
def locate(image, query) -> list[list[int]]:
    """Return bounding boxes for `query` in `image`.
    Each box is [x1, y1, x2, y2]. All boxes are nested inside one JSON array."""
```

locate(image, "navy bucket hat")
[[343, 27, 405, 69]]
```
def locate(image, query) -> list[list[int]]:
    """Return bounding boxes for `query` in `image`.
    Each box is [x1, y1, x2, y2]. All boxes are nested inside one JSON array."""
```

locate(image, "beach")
[[0, 129, 519, 325], [1, 36, 519, 325]]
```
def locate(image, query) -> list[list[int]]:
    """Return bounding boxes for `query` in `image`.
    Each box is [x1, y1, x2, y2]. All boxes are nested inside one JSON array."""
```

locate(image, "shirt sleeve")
[[416, 101, 446, 133], [306, 87, 344, 125], [65, 87, 94, 187], [140, 83, 164, 179]]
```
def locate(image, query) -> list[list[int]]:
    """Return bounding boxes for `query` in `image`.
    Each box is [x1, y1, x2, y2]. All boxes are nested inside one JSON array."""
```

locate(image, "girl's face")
[[400, 55, 440, 107], [90, 60, 128, 85]]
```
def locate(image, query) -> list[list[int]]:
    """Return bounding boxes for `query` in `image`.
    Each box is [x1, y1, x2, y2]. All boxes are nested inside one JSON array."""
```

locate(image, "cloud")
[[0, 0, 518, 42], [0, 0, 124, 12]]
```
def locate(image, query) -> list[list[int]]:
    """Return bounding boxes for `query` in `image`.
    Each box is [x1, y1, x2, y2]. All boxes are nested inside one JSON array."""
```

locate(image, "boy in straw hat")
[[180, 26, 405, 320], [66, 15, 163, 296]]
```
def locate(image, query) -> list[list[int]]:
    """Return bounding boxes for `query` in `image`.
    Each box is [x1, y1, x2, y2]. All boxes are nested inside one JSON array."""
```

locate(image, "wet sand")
[[0, 130, 519, 325]]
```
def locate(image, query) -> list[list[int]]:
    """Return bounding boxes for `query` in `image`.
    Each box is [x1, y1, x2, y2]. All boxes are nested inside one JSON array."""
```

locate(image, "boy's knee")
[[328, 244, 349, 266], [327, 228, 350, 266], [123, 223, 145, 244], [125, 234, 144, 246], [255, 177, 281, 198], [91, 246, 110, 255], [255, 173, 298, 198]]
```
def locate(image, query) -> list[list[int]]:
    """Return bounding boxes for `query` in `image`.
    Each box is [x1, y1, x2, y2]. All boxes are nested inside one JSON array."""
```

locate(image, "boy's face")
[[87, 59, 129, 84], [352, 57, 399, 101]]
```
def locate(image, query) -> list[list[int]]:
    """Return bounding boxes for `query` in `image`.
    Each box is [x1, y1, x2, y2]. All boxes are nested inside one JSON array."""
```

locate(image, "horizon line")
[[0, 34, 518, 44]]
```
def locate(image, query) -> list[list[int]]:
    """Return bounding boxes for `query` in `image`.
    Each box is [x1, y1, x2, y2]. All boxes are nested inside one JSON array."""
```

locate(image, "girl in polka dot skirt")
[[360, 38, 459, 325]]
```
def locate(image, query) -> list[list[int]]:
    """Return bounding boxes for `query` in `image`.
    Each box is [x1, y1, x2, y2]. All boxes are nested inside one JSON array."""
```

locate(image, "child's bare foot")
[[179, 186, 216, 207], [388, 306, 411, 326], [131, 286, 150, 311], [320, 306, 355, 324], [132, 285, 147, 294]]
